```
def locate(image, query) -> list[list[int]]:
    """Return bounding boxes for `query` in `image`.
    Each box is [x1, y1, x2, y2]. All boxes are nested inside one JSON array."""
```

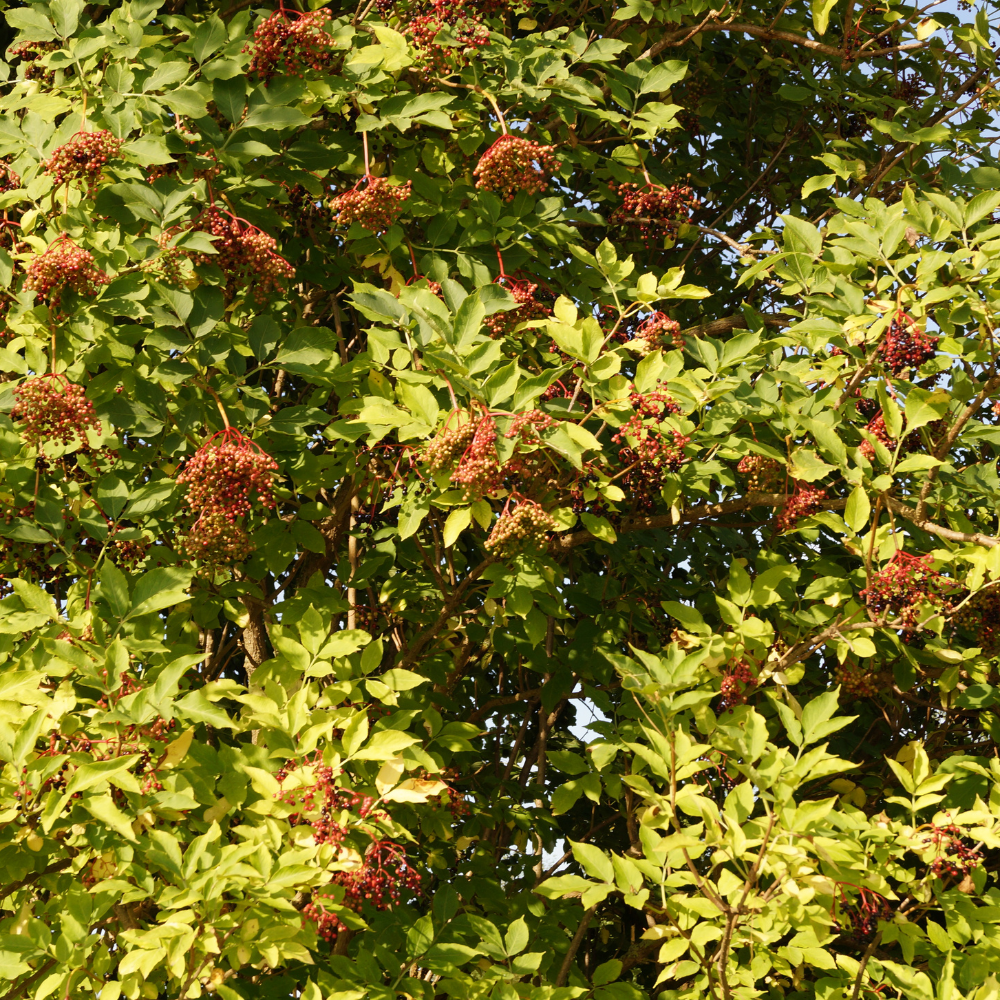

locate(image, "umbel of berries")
[[11, 374, 101, 451], [24, 237, 109, 308], [176, 427, 279, 563], [408, 10, 489, 77], [330, 176, 412, 234], [44, 130, 124, 196], [194, 208, 294, 301], [486, 499, 558, 559], [246, 7, 337, 84], [775, 482, 826, 532], [474, 135, 560, 202], [484, 278, 552, 337], [633, 312, 683, 355], [610, 181, 700, 247], [879, 309, 938, 376]]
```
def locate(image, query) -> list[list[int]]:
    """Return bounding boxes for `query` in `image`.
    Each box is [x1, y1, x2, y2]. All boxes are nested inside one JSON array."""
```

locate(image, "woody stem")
[[363, 130, 371, 177], [485, 93, 508, 134]]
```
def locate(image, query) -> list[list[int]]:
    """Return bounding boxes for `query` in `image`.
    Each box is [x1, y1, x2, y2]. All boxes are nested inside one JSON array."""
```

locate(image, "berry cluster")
[[861, 551, 961, 632], [879, 311, 937, 376], [506, 409, 555, 441], [613, 415, 689, 472], [0, 161, 20, 194], [304, 841, 421, 941], [858, 410, 894, 461], [330, 177, 412, 234], [630, 389, 681, 421], [7, 41, 58, 83], [486, 500, 558, 558], [609, 182, 699, 246], [718, 660, 756, 712], [737, 454, 783, 493], [176, 428, 279, 565], [955, 587, 1000, 654], [835, 888, 891, 947], [633, 312, 683, 354], [194, 209, 295, 301], [924, 824, 978, 880], [277, 756, 376, 846], [423, 414, 476, 476], [24, 237, 109, 307], [775, 483, 826, 532], [11, 374, 100, 451], [473, 135, 560, 202], [407, 11, 489, 76], [485, 278, 552, 337], [834, 662, 879, 699], [451, 414, 501, 500], [246, 8, 337, 84], [44, 130, 123, 195]]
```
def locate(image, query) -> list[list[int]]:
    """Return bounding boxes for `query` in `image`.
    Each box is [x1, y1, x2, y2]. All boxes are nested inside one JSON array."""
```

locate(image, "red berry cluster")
[[330, 177, 412, 235], [834, 662, 879, 699], [473, 135, 560, 202], [861, 551, 961, 631], [7, 41, 57, 83], [407, 11, 489, 76], [45, 130, 124, 195], [11, 374, 100, 451], [955, 588, 1000, 654], [630, 389, 681, 421], [610, 182, 699, 246], [924, 824, 978, 880], [879, 310, 937, 375], [613, 415, 689, 471], [246, 8, 337, 84], [775, 483, 826, 532], [486, 500, 558, 558], [718, 660, 756, 712], [452, 414, 501, 500], [484, 278, 552, 337], [177, 428, 278, 564], [304, 840, 421, 941], [24, 237, 109, 307], [634, 312, 683, 354], [737, 454, 783, 493], [0, 161, 20, 194], [506, 409, 555, 441], [277, 755, 376, 846], [858, 410, 894, 461], [194, 209, 295, 301]]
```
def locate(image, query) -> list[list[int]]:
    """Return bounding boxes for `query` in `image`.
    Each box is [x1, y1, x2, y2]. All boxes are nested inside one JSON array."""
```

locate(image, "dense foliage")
[[2, 2, 1000, 1000]]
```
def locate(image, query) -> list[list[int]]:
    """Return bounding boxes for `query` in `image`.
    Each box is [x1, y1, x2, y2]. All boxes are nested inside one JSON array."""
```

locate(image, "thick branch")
[[555, 905, 598, 987]]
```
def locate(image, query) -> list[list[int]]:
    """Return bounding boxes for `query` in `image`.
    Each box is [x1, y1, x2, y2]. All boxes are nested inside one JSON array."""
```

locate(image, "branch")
[[555, 905, 598, 987], [887, 497, 1000, 548], [0, 859, 72, 900], [681, 314, 790, 339], [0, 960, 57, 1000]]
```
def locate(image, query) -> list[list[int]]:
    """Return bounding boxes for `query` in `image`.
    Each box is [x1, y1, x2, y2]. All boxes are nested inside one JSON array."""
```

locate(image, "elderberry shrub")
[[879, 310, 938, 375], [775, 483, 826, 532], [718, 660, 756, 712], [486, 500, 558, 558], [24, 237, 109, 308], [44, 130, 124, 196], [330, 177, 412, 234], [193, 208, 295, 301], [473, 135, 560, 202], [246, 8, 337, 84], [11, 375, 101, 451], [610, 182, 700, 246], [483, 278, 552, 337]]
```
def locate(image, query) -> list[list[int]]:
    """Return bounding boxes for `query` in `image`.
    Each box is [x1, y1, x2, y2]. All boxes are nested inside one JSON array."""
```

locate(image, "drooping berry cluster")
[[486, 500, 558, 558], [613, 413, 689, 471], [835, 888, 891, 947], [407, 11, 490, 76], [246, 8, 337, 84], [44, 130, 124, 195], [737, 454, 783, 493], [924, 824, 978, 880], [451, 415, 501, 500], [194, 209, 295, 301], [423, 414, 476, 476], [304, 841, 421, 941], [176, 428, 279, 565], [277, 756, 376, 846], [24, 237, 109, 307], [506, 409, 556, 441], [610, 182, 700, 246], [633, 312, 683, 355], [473, 135, 560, 202], [955, 588, 1000, 654], [0, 161, 20, 194], [879, 311, 937, 376], [775, 483, 826, 532], [860, 551, 961, 632], [11, 374, 101, 451], [7, 41, 58, 83], [718, 660, 756, 712], [630, 389, 681, 421], [858, 410, 894, 461], [484, 279, 552, 337], [330, 177, 412, 234], [833, 662, 879, 699]]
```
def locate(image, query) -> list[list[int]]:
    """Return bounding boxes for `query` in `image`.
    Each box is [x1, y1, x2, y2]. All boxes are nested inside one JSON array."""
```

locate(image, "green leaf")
[[100, 562, 130, 620], [352, 730, 420, 760], [844, 485, 871, 532], [811, 0, 838, 35], [128, 567, 193, 619], [571, 841, 614, 882], [904, 386, 950, 432]]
